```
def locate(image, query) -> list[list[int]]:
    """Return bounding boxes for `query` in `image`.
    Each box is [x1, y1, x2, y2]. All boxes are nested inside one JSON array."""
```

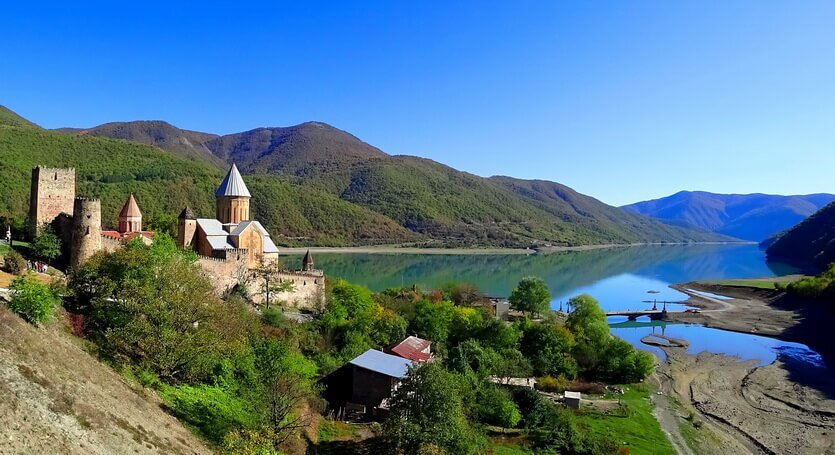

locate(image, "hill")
[[55, 120, 225, 167], [14, 105, 733, 247], [623, 191, 835, 242], [0, 123, 417, 246], [0, 304, 210, 454], [0, 105, 40, 129], [767, 202, 835, 270]]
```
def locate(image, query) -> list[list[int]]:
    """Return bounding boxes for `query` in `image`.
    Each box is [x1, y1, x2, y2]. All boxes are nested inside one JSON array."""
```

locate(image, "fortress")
[[28, 165, 325, 310]]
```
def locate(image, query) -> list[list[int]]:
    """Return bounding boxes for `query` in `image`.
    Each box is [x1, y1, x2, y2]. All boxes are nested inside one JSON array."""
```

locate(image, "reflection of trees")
[[296, 245, 784, 297]]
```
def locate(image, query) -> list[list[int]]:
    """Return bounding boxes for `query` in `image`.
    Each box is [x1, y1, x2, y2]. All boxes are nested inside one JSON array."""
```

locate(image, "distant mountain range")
[[767, 202, 835, 270], [623, 191, 835, 242], [0, 105, 732, 247]]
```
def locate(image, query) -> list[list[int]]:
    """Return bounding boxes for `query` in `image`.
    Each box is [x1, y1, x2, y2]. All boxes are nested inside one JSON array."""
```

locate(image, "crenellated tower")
[[28, 166, 76, 239], [70, 198, 102, 267]]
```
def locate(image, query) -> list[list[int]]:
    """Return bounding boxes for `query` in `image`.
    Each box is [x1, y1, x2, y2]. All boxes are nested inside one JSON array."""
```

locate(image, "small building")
[[564, 391, 581, 409], [320, 349, 413, 419], [387, 335, 432, 362]]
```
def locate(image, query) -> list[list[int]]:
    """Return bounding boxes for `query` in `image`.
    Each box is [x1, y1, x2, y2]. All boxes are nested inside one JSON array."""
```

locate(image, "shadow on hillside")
[[768, 293, 835, 400]]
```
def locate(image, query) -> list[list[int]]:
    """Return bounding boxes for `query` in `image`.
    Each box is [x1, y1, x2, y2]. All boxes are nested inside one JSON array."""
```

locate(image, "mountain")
[[0, 105, 40, 129], [55, 120, 224, 166], [0, 105, 734, 247], [623, 191, 835, 242], [767, 202, 835, 270]]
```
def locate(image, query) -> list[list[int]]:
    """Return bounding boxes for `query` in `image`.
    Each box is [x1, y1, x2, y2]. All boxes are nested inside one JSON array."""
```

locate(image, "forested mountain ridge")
[[1, 106, 730, 247], [767, 202, 835, 270], [623, 190, 835, 242]]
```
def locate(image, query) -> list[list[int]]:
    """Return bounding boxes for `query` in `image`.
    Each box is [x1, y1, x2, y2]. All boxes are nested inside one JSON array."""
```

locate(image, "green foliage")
[[787, 263, 835, 301], [511, 388, 550, 429], [509, 276, 551, 316], [68, 234, 257, 382], [534, 375, 569, 393], [31, 224, 62, 261], [530, 405, 618, 455], [385, 363, 486, 454], [519, 319, 578, 378], [768, 202, 835, 269], [6, 273, 59, 324], [412, 299, 456, 345], [161, 384, 256, 443], [261, 308, 286, 328], [476, 383, 522, 428], [3, 249, 26, 275], [221, 429, 284, 455]]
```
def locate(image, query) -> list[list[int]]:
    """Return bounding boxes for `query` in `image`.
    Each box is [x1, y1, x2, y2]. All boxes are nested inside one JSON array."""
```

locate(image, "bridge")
[[605, 310, 666, 321], [605, 300, 669, 320]]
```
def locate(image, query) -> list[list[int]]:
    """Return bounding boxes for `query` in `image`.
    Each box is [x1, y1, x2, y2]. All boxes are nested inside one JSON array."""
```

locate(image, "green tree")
[[509, 276, 551, 316], [7, 273, 60, 324], [253, 261, 294, 309], [412, 299, 456, 345], [31, 224, 62, 262], [385, 363, 486, 454], [519, 320, 578, 378], [476, 383, 522, 429]]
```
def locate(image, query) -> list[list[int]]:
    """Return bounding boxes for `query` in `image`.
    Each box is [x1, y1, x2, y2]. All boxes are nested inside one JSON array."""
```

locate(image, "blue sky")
[[3, 1, 834, 205]]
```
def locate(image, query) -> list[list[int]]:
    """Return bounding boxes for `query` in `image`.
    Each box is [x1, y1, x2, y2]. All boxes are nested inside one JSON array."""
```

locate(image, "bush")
[[161, 384, 256, 443], [3, 249, 26, 275], [535, 375, 569, 393], [262, 307, 285, 328], [7, 274, 59, 324]]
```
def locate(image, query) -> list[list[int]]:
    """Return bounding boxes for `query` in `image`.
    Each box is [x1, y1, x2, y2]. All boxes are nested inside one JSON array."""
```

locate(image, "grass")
[[704, 275, 805, 290], [317, 420, 360, 443], [574, 383, 676, 455], [489, 440, 534, 455]]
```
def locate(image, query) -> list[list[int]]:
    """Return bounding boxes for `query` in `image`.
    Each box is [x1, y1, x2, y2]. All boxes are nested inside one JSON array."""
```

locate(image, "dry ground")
[[0, 305, 211, 454]]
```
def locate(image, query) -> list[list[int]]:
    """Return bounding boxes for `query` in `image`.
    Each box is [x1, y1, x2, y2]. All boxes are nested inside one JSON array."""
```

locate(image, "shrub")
[[262, 307, 285, 328], [535, 375, 569, 393], [7, 274, 59, 324], [161, 384, 255, 443], [3, 249, 26, 275]]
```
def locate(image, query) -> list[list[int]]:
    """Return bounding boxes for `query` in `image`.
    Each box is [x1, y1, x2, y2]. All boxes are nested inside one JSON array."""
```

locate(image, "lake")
[[293, 244, 823, 368]]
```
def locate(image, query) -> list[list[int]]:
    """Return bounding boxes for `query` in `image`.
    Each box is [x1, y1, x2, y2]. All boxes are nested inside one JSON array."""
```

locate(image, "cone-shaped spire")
[[302, 249, 314, 271], [215, 163, 251, 197], [178, 206, 196, 220], [119, 194, 142, 218]]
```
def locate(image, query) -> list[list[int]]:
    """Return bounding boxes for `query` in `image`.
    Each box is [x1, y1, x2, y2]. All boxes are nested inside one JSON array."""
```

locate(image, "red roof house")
[[387, 336, 432, 362]]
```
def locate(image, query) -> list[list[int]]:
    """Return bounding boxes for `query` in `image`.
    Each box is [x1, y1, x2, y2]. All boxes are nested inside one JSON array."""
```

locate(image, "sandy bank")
[[656, 346, 835, 455]]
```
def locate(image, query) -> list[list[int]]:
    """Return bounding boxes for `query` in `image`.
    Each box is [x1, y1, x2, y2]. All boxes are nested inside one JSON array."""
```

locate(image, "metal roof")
[[564, 391, 581, 400], [389, 336, 432, 362], [196, 218, 228, 236], [349, 349, 412, 379], [216, 163, 251, 197]]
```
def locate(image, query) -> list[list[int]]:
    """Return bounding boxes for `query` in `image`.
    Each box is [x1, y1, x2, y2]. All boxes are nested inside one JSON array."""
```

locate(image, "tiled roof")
[[215, 164, 251, 197], [349, 349, 412, 379], [389, 336, 432, 362], [119, 194, 142, 217]]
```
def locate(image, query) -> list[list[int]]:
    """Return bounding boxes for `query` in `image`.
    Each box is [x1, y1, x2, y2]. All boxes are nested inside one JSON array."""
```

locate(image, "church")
[[177, 164, 326, 309]]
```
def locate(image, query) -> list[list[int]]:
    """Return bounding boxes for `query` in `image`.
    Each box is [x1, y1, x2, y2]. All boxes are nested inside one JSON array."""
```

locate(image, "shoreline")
[[648, 280, 835, 454], [279, 241, 754, 256]]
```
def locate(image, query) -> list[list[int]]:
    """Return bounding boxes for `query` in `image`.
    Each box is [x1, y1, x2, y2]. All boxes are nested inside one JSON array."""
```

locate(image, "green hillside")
[[767, 202, 835, 270], [0, 105, 40, 129], [0, 124, 417, 246], [12, 106, 734, 247]]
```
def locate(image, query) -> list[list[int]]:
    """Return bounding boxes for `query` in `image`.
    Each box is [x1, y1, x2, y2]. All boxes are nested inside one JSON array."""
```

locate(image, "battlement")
[[29, 166, 77, 239]]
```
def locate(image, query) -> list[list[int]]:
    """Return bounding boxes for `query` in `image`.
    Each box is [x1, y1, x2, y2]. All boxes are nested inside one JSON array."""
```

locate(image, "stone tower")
[[118, 194, 143, 233], [302, 249, 315, 272], [215, 164, 251, 225], [28, 166, 76, 239], [70, 198, 102, 267], [177, 206, 197, 248]]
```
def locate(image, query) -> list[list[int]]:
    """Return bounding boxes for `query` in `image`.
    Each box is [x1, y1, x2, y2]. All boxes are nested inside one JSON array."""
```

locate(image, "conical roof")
[[216, 163, 251, 197], [303, 249, 314, 269], [119, 194, 142, 218], [178, 206, 196, 220]]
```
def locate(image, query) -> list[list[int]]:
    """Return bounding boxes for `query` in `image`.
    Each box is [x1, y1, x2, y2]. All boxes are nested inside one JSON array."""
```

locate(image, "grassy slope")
[[0, 105, 40, 129], [0, 125, 417, 246], [575, 384, 675, 455], [0, 306, 211, 453]]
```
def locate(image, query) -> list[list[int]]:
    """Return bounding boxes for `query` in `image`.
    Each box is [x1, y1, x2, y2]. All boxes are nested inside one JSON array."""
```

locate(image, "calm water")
[[291, 244, 823, 367]]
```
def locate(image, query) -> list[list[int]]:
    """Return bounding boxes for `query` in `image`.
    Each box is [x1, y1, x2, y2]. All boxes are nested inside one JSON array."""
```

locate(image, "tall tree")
[[31, 223, 61, 262], [509, 276, 551, 316]]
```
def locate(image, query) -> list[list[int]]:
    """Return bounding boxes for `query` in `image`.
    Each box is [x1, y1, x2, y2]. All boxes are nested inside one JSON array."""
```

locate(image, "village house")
[[320, 349, 413, 420]]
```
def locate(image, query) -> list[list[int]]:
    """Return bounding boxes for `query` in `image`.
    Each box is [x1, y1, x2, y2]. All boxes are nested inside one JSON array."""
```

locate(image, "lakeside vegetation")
[[785, 263, 835, 302], [0, 235, 662, 454]]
